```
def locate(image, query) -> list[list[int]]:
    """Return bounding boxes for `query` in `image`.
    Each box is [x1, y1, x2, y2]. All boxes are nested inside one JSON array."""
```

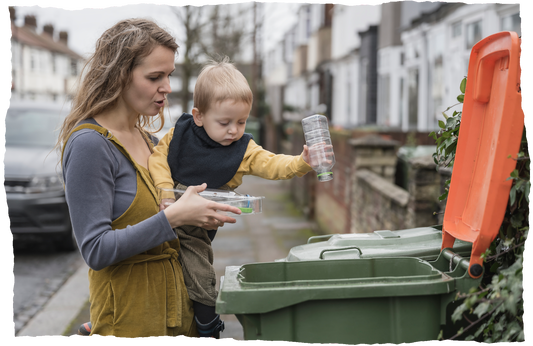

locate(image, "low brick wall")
[[352, 169, 409, 233], [284, 122, 446, 235], [407, 155, 442, 227], [352, 156, 442, 233], [280, 124, 317, 219], [313, 129, 353, 234]]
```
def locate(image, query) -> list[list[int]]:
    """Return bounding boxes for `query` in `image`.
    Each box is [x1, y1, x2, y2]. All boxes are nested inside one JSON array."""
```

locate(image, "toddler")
[[149, 56, 313, 338]]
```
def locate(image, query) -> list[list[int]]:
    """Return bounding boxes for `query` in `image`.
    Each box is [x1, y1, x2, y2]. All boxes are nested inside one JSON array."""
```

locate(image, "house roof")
[[10, 22, 84, 60]]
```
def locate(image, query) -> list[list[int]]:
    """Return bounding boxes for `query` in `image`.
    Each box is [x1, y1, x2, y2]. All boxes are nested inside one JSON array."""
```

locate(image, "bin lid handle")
[[307, 234, 334, 244], [320, 246, 362, 259]]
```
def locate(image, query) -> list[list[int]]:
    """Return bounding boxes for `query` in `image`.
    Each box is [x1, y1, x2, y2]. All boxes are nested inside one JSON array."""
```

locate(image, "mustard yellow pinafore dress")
[[62, 124, 197, 337]]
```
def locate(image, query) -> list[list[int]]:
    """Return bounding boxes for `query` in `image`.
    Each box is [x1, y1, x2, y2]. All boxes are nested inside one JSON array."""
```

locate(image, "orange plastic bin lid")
[[442, 31, 523, 278]]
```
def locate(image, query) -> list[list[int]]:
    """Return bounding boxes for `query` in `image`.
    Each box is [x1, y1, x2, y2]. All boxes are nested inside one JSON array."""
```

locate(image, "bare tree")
[[172, 4, 249, 113], [172, 5, 205, 113], [206, 5, 246, 60]]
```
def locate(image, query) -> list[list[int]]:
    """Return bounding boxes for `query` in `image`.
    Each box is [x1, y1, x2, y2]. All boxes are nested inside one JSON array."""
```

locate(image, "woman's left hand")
[[163, 183, 242, 229]]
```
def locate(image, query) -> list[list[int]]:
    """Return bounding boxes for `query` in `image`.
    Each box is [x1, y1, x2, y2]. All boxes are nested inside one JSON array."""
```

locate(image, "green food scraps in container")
[[239, 207, 253, 213]]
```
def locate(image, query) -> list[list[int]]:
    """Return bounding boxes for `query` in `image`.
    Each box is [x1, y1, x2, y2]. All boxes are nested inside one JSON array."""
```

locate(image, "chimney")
[[59, 31, 68, 45], [9, 7, 15, 22], [24, 15, 37, 31], [43, 24, 54, 38]]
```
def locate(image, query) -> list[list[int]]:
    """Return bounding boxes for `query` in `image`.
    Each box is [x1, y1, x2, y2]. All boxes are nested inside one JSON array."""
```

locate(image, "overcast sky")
[[15, 0, 302, 60]]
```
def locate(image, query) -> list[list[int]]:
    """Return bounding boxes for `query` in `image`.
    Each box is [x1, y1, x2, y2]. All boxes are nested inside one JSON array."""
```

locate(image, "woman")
[[57, 18, 240, 337]]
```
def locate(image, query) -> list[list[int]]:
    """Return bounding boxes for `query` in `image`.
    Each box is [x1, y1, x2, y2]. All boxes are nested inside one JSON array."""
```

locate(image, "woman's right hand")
[[163, 183, 241, 229]]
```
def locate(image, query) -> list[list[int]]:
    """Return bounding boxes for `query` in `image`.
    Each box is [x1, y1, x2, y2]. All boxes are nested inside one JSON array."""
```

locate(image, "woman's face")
[[121, 45, 175, 117]]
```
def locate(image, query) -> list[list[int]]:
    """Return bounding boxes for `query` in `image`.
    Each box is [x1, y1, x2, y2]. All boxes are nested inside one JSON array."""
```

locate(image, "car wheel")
[[56, 228, 78, 252]]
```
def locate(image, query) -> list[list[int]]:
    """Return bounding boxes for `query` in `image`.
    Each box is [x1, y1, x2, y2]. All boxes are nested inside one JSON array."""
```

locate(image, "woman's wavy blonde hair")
[[56, 18, 178, 150]]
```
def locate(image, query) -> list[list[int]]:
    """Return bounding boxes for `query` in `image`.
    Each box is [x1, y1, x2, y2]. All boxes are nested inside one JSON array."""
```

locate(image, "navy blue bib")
[[167, 113, 253, 188]]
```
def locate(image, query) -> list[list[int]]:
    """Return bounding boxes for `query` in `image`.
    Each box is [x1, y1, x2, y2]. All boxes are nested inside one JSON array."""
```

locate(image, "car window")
[[6, 108, 66, 147]]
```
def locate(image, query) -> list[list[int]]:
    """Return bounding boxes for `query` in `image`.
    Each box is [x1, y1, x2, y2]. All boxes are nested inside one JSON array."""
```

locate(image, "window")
[[466, 20, 482, 49], [306, 6, 311, 39], [30, 50, 36, 71], [51, 53, 56, 73], [452, 21, 462, 38], [432, 56, 444, 130], [319, 4, 324, 28], [305, 86, 311, 110], [40, 52, 46, 72], [346, 72, 351, 116], [359, 58, 368, 124], [501, 13, 521, 36], [377, 74, 390, 126], [408, 68, 418, 130], [427, 31, 446, 130], [399, 77, 404, 129], [70, 58, 77, 76], [326, 72, 333, 121]]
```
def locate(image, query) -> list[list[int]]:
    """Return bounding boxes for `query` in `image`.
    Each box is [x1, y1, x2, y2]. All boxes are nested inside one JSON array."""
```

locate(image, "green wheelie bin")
[[218, 249, 479, 344]]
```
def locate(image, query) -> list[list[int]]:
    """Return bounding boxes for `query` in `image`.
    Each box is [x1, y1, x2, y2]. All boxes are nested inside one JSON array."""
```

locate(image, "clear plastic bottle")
[[301, 114, 336, 182]]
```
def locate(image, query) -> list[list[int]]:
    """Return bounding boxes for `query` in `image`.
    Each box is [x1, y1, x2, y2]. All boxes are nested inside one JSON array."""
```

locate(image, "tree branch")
[[447, 301, 504, 340], [455, 286, 491, 300], [485, 241, 526, 261], [510, 156, 530, 161], [463, 313, 473, 325]]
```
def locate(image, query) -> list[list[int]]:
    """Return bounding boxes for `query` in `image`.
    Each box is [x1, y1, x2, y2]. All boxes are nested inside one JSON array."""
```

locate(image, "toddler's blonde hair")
[[194, 56, 253, 114]]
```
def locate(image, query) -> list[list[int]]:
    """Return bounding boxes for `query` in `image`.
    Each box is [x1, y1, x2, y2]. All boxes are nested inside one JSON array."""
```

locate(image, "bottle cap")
[[317, 172, 333, 182]]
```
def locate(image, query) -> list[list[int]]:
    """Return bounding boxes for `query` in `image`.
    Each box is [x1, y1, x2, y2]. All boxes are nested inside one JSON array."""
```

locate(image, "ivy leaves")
[[449, 255, 524, 342], [459, 76, 467, 94], [429, 77, 466, 201]]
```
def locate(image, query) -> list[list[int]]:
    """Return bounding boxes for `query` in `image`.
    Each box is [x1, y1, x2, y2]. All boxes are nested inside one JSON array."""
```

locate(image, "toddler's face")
[[192, 100, 251, 146]]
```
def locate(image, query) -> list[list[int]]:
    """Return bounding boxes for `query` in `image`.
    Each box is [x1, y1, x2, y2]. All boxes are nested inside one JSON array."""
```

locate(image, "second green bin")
[[279, 226, 472, 262]]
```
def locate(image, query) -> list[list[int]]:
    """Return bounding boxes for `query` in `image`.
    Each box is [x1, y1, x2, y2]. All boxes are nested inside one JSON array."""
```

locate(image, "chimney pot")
[[9, 7, 15, 22], [59, 31, 68, 45], [24, 15, 37, 31], [43, 24, 54, 37]]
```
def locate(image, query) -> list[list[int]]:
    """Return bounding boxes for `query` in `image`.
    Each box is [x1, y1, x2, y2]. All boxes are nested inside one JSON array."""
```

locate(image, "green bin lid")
[[281, 227, 471, 262]]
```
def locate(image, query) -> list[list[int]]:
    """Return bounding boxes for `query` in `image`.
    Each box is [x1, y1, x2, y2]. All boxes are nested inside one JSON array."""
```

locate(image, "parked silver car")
[[5, 101, 76, 251]]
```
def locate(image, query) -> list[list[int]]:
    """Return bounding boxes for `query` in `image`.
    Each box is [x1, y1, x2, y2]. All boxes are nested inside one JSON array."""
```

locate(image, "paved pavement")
[[17, 175, 318, 339], [13, 243, 85, 335]]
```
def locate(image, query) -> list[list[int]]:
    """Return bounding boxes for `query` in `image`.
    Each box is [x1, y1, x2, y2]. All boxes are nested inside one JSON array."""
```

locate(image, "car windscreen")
[[6, 108, 66, 146]]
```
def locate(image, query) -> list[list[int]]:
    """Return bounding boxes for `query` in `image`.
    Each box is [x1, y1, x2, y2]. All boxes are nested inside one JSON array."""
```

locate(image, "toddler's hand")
[[302, 145, 310, 164], [160, 198, 176, 211]]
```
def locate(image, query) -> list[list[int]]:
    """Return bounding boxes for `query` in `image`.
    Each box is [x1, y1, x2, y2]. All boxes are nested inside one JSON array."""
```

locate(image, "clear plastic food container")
[[158, 187, 264, 215]]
